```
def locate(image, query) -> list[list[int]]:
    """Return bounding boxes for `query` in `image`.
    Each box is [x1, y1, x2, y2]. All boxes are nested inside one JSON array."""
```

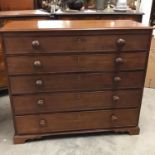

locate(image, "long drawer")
[[13, 90, 142, 115], [15, 109, 139, 134], [7, 52, 147, 75], [9, 71, 144, 94], [4, 34, 150, 54]]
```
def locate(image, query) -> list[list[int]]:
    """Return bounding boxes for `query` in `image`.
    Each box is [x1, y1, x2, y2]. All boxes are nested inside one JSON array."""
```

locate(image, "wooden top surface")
[[0, 20, 152, 32]]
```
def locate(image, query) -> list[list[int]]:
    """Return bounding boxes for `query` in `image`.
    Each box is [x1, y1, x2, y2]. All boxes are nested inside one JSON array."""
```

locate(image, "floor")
[[0, 88, 155, 155]]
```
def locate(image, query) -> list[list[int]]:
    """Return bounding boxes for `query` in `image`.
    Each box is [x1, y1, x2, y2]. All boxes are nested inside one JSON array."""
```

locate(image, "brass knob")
[[114, 76, 121, 82], [112, 96, 120, 102], [37, 99, 45, 106], [116, 38, 126, 47], [115, 57, 124, 64], [34, 60, 42, 68], [35, 80, 43, 87], [32, 40, 40, 49], [111, 115, 118, 122], [39, 119, 47, 127]]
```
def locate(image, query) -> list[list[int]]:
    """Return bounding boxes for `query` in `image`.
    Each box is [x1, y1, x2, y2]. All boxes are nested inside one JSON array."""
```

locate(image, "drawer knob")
[[35, 80, 43, 87], [111, 115, 118, 122], [77, 38, 82, 42], [114, 76, 121, 82], [113, 96, 120, 102], [39, 119, 47, 127], [34, 60, 42, 68], [117, 38, 126, 47], [37, 99, 45, 106], [32, 40, 40, 49], [115, 58, 124, 64]]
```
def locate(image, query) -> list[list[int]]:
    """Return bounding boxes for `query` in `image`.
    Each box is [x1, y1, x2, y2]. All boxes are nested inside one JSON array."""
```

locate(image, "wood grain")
[[13, 90, 142, 115], [7, 52, 147, 75], [3, 33, 151, 54], [15, 109, 139, 134], [9, 71, 145, 94]]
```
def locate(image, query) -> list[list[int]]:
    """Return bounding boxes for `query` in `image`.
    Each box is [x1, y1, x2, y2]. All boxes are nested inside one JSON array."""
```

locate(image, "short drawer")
[[4, 34, 150, 54], [15, 109, 139, 134], [7, 52, 147, 75], [13, 90, 142, 115], [10, 71, 144, 94]]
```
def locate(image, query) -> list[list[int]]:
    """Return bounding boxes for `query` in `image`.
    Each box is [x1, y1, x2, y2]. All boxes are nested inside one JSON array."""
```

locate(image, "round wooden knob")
[[35, 80, 43, 87], [77, 38, 82, 42], [39, 119, 47, 127], [32, 40, 40, 49], [114, 76, 121, 82], [34, 60, 42, 68], [117, 38, 126, 47], [113, 96, 120, 102], [37, 99, 45, 106], [111, 115, 118, 122], [115, 58, 124, 64]]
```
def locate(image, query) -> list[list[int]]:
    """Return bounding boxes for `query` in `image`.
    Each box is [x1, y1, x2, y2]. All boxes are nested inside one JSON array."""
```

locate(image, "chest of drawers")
[[0, 20, 152, 144]]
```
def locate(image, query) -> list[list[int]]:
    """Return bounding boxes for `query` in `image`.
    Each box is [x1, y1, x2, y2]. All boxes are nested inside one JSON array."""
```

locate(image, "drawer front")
[[13, 90, 142, 115], [15, 109, 139, 134], [10, 71, 144, 94], [7, 52, 147, 75], [4, 34, 150, 54], [0, 52, 5, 72]]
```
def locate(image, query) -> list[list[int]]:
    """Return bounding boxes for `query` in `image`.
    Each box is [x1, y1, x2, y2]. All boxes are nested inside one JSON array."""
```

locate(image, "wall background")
[[140, 0, 153, 25]]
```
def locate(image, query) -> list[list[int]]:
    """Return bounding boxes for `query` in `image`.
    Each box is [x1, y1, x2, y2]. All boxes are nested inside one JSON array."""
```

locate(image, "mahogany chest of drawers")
[[0, 20, 152, 144]]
